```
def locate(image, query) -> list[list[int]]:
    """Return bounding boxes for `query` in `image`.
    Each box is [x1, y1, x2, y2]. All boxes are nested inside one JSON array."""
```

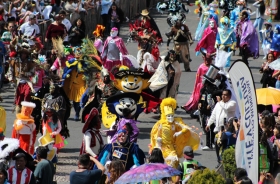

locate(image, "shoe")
[[180, 106, 186, 111], [152, 108, 158, 114], [202, 146, 210, 150], [189, 58, 192, 62], [143, 108, 149, 114], [185, 69, 191, 72], [74, 116, 80, 121], [215, 163, 221, 168]]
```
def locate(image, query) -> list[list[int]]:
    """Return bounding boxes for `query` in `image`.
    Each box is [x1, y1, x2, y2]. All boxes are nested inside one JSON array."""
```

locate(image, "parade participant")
[[11, 101, 36, 155], [237, 10, 259, 65], [220, 0, 238, 17], [101, 27, 128, 72], [230, 0, 246, 29], [7, 153, 36, 184], [150, 97, 200, 168], [80, 108, 104, 158], [132, 9, 162, 44], [253, 0, 265, 43], [0, 107, 6, 134], [31, 57, 46, 93], [93, 25, 105, 55], [166, 18, 193, 72], [270, 24, 280, 59], [260, 21, 273, 59], [98, 126, 145, 171], [35, 133, 58, 166], [42, 81, 70, 138], [215, 16, 237, 68], [158, 50, 181, 99], [7, 43, 35, 113], [195, 18, 217, 55], [41, 108, 65, 149], [182, 51, 215, 113]]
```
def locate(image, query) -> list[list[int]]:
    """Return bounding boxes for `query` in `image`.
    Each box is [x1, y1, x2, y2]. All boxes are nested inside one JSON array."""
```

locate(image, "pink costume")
[[101, 28, 128, 72], [31, 68, 45, 92], [50, 55, 74, 78], [195, 18, 217, 54], [184, 63, 209, 111]]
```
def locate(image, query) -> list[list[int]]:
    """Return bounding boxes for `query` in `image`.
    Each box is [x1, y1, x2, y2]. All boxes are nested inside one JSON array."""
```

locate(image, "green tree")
[[188, 168, 226, 184], [222, 147, 236, 179]]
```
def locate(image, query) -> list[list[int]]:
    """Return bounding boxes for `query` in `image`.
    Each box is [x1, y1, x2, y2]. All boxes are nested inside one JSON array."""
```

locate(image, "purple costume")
[[237, 18, 259, 58], [108, 118, 139, 143]]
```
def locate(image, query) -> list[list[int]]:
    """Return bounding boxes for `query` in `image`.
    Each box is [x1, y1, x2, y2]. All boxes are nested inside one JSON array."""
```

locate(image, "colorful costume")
[[230, 1, 246, 28], [183, 52, 214, 112], [0, 107, 6, 134], [101, 27, 129, 72], [215, 16, 237, 67], [195, 18, 217, 55], [80, 108, 104, 158], [11, 101, 36, 154], [0, 135, 20, 170], [93, 25, 105, 55], [270, 24, 280, 59], [150, 98, 200, 168], [166, 19, 193, 71], [261, 22, 273, 59]]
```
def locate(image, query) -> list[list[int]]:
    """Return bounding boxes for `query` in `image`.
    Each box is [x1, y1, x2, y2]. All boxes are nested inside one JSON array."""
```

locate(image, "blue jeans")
[[254, 17, 264, 43], [276, 80, 280, 89]]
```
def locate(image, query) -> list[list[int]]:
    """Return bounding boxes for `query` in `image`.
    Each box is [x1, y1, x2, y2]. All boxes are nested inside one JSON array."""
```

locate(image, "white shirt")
[[62, 18, 71, 42], [19, 22, 40, 45]]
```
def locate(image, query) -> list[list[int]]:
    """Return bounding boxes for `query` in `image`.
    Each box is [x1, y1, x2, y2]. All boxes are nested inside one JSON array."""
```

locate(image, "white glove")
[[16, 120, 23, 126], [173, 131, 182, 137], [119, 52, 123, 61], [219, 45, 225, 50], [156, 137, 162, 148]]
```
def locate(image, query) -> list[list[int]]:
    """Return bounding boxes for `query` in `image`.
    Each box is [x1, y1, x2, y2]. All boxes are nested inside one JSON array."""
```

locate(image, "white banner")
[[268, 58, 280, 70], [228, 61, 258, 184]]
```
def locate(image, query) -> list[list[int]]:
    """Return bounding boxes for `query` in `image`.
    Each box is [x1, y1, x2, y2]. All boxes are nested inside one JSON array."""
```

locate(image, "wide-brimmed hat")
[[183, 146, 194, 159], [141, 9, 149, 16], [264, 21, 272, 26], [106, 91, 140, 106], [82, 107, 99, 133]]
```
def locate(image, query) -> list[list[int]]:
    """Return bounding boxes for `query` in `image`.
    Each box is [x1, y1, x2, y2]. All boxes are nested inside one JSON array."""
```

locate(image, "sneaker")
[[202, 146, 210, 150]]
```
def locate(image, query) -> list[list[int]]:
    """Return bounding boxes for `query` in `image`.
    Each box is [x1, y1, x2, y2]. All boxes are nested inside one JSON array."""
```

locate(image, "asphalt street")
[[0, 3, 270, 183]]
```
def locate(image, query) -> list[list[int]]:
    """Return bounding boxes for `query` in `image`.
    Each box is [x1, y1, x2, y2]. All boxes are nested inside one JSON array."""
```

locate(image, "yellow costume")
[[150, 98, 200, 168], [0, 106, 6, 134]]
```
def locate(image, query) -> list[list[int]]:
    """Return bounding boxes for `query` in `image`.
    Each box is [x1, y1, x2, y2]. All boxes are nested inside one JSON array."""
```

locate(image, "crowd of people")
[[0, 0, 280, 183]]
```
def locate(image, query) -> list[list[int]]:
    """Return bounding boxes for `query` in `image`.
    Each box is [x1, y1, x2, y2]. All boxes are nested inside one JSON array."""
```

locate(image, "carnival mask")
[[110, 30, 118, 37], [209, 20, 215, 29], [223, 23, 229, 30], [166, 114, 175, 123]]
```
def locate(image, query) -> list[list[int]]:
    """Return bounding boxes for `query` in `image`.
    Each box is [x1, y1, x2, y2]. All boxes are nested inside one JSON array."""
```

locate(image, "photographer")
[[259, 172, 280, 184]]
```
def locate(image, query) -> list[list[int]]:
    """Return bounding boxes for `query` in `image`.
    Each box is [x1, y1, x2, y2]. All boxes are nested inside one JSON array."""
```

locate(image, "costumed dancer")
[[35, 134, 58, 167], [182, 50, 215, 113], [150, 97, 200, 168], [0, 106, 6, 134], [62, 50, 86, 121], [270, 24, 280, 59], [105, 92, 141, 143], [260, 21, 273, 59], [11, 101, 36, 155], [98, 126, 145, 171], [215, 16, 236, 69], [253, 0, 265, 43], [230, 0, 247, 29], [236, 10, 259, 65], [166, 18, 193, 72], [31, 55, 46, 93], [40, 108, 66, 150], [101, 27, 129, 72], [194, 0, 219, 41], [220, 0, 238, 17], [93, 25, 105, 55], [195, 17, 217, 55], [7, 42, 35, 113], [265, 0, 278, 21], [80, 108, 104, 158]]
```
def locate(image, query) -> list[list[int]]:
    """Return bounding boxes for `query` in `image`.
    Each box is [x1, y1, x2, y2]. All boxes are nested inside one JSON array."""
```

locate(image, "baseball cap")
[[183, 146, 194, 159], [29, 14, 36, 19]]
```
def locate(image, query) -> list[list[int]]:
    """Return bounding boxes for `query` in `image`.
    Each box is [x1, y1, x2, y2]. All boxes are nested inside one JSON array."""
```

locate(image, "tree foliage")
[[222, 147, 236, 179], [188, 168, 226, 184]]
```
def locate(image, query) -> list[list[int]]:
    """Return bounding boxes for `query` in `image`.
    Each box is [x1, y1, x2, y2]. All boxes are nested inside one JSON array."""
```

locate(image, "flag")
[[228, 60, 258, 184]]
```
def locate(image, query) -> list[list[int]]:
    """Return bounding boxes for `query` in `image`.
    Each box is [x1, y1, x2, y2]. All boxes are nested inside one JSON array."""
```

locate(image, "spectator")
[[19, 4, 37, 24], [105, 160, 125, 184], [221, 117, 237, 150], [259, 172, 276, 184], [19, 14, 40, 46], [233, 168, 248, 183], [260, 52, 276, 88], [68, 18, 85, 46], [70, 154, 105, 184], [65, 0, 78, 13], [33, 146, 55, 184], [108, 2, 124, 35], [59, 10, 71, 45], [84, 0, 96, 10], [0, 21, 6, 37], [176, 146, 203, 184], [7, 153, 36, 184], [259, 133, 273, 173], [45, 15, 67, 43], [0, 167, 8, 184], [1, 19, 16, 45], [100, 0, 113, 36]]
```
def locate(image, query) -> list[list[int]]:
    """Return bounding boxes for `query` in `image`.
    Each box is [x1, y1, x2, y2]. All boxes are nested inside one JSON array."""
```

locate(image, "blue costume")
[[270, 25, 280, 53], [98, 141, 145, 171], [230, 7, 246, 28], [261, 24, 273, 58]]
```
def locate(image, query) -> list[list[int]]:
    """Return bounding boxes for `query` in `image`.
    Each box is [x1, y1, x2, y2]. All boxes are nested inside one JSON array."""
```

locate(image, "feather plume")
[[52, 37, 64, 58]]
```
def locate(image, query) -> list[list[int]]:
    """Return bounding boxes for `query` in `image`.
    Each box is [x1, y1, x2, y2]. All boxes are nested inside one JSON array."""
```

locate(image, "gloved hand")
[[173, 131, 182, 137]]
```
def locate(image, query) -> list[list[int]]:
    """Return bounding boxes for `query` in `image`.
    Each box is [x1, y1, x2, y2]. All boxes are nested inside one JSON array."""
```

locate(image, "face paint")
[[209, 21, 215, 28], [166, 114, 174, 123], [110, 30, 118, 37]]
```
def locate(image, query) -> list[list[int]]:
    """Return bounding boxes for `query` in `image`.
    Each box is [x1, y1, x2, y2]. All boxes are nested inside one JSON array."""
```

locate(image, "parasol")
[[256, 87, 280, 105], [115, 163, 181, 184]]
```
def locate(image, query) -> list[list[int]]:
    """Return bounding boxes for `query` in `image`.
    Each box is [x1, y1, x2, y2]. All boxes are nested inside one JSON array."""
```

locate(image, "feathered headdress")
[[81, 37, 98, 57], [93, 25, 105, 38], [160, 97, 177, 120], [52, 37, 64, 58]]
